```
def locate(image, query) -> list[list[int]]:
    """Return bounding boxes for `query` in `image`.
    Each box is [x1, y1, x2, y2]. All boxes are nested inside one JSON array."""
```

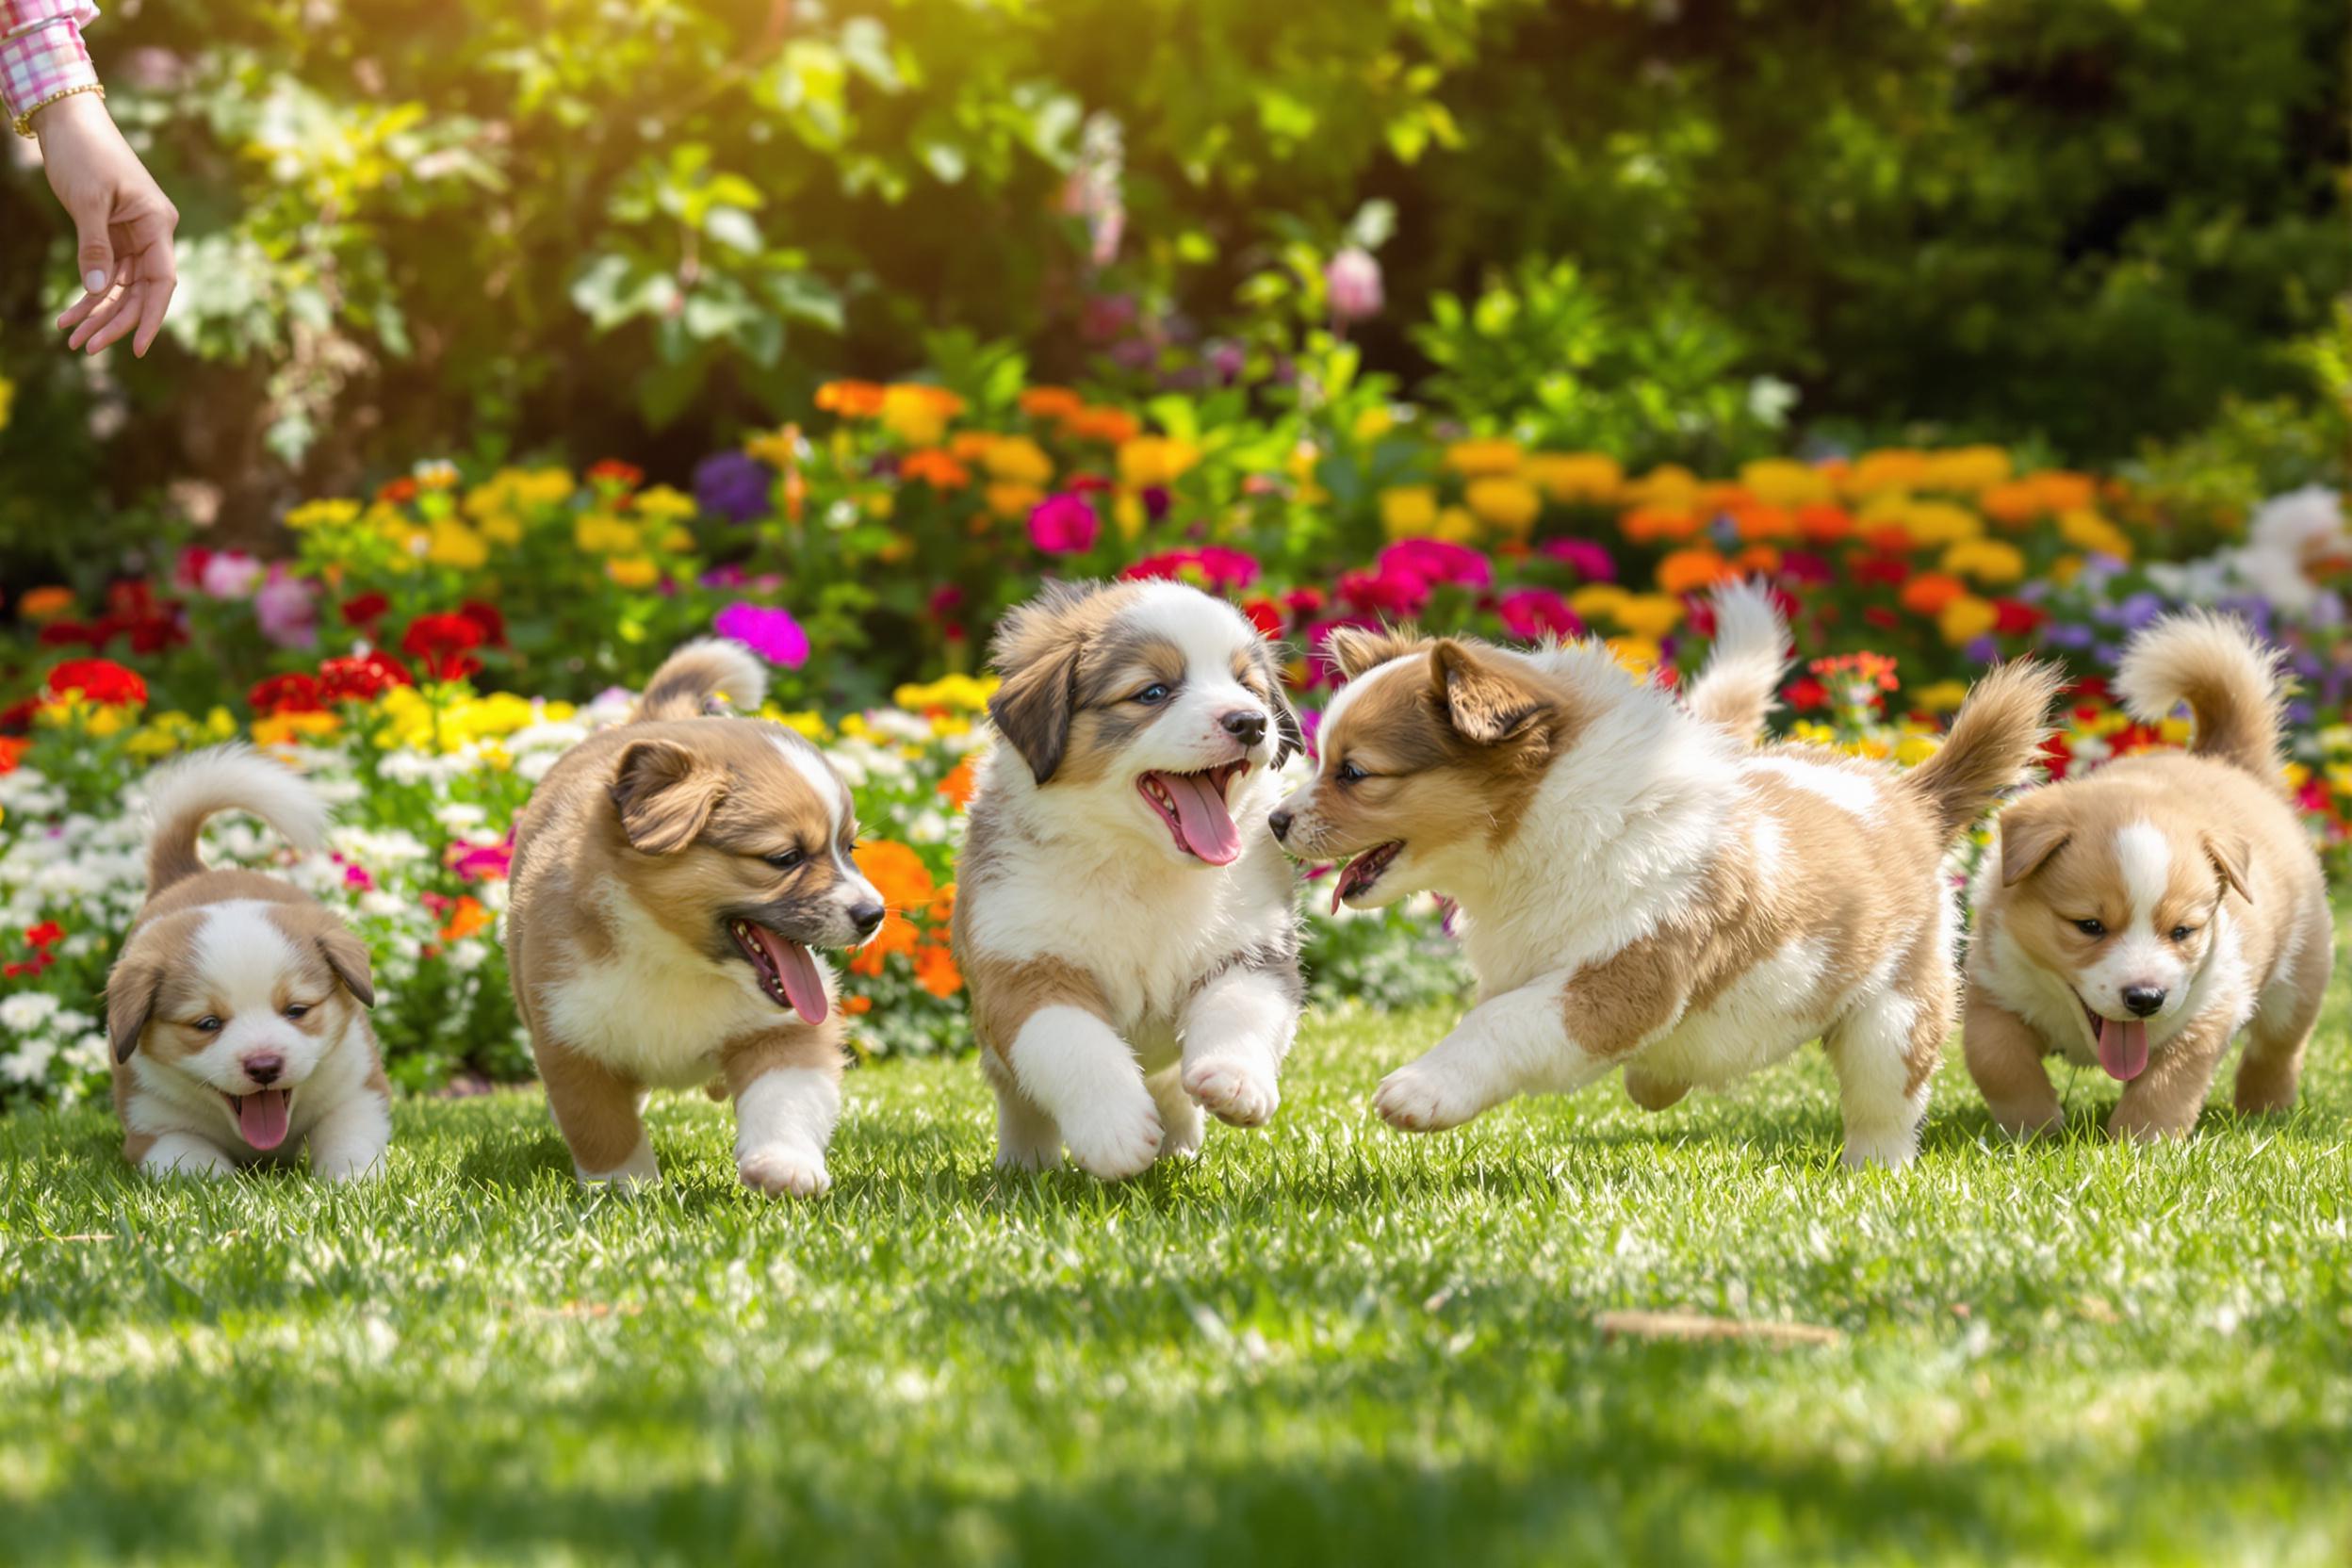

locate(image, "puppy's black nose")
[[1221, 710, 1268, 746], [2122, 985, 2166, 1018], [242, 1052, 285, 1086], [1268, 808, 1293, 842], [848, 901, 886, 938]]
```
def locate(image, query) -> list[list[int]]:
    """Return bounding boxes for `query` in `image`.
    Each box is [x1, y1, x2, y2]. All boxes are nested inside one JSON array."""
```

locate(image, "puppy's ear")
[[988, 638, 1082, 784], [1251, 643, 1306, 769], [106, 954, 162, 1065], [1429, 639, 1550, 745], [611, 739, 727, 855], [318, 926, 376, 1009], [1998, 803, 2070, 887], [2205, 832, 2253, 904], [1325, 623, 1425, 682]]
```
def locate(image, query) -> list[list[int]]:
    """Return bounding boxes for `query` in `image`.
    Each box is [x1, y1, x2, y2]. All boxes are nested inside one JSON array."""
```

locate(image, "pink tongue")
[[754, 924, 829, 1025], [1156, 772, 1241, 865], [2097, 1016, 2149, 1082], [236, 1089, 291, 1151]]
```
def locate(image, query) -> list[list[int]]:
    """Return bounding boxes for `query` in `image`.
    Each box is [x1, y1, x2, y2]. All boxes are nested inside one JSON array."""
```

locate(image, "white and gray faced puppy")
[[953, 580, 1307, 1181]]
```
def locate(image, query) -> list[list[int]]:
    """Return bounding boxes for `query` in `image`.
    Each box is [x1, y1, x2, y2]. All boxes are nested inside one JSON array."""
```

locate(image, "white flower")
[[2, 1036, 56, 1085], [64, 1032, 108, 1073], [434, 803, 489, 830], [2230, 486, 2346, 618], [0, 992, 61, 1034]]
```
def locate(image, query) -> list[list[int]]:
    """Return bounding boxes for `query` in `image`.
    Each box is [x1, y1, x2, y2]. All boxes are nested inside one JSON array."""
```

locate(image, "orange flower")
[[938, 755, 978, 807], [912, 942, 962, 998], [1656, 547, 1737, 595], [440, 895, 492, 942], [1729, 503, 1796, 542], [841, 994, 874, 1015], [900, 449, 972, 490], [815, 381, 887, 417], [1019, 386, 1084, 419], [1734, 544, 1782, 575], [1795, 503, 1854, 545], [0, 735, 31, 775], [1060, 406, 1141, 444], [1620, 506, 1704, 544], [1900, 572, 1967, 615], [17, 586, 74, 621]]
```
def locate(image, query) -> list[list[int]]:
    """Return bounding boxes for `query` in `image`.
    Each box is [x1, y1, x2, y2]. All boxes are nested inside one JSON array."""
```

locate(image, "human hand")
[[34, 89, 179, 356]]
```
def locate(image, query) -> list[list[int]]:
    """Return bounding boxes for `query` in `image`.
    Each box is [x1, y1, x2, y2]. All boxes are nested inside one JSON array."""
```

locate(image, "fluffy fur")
[[1964, 612, 2329, 1139], [104, 744, 389, 1180], [952, 580, 1306, 1180], [504, 638, 883, 1196], [1269, 583, 2062, 1167]]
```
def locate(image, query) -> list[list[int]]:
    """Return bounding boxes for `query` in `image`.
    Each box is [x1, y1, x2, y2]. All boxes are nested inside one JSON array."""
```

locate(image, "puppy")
[[104, 744, 389, 1180], [505, 638, 885, 1196], [952, 580, 1305, 1180], [1964, 612, 2331, 1139], [1268, 583, 2061, 1167]]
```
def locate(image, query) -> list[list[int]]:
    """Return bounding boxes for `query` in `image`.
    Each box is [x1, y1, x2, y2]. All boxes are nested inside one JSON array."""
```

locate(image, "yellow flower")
[[0, 373, 14, 433], [986, 482, 1043, 520], [1525, 453, 1623, 504], [1380, 485, 1439, 539], [253, 710, 341, 746], [1845, 449, 1931, 496], [476, 512, 523, 547], [607, 556, 660, 589], [1915, 680, 1969, 713], [1625, 464, 1701, 509], [1738, 458, 1836, 508], [1570, 583, 1631, 622], [425, 519, 489, 571], [764, 708, 828, 741], [1608, 636, 1661, 677], [634, 484, 696, 521], [1895, 733, 1942, 768], [1117, 436, 1202, 490], [575, 514, 643, 555], [1464, 476, 1542, 535], [1114, 491, 1147, 541], [879, 384, 962, 447], [1353, 406, 1396, 442], [2058, 509, 2133, 561], [286, 498, 361, 531], [1790, 720, 1837, 746], [893, 675, 999, 711], [2160, 716, 2194, 746], [1920, 446, 2014, 494], [744, 429, 800, 470], [1614, 594, 1685, 639], [982, 436, 1054, 487], [1433, 507, 1480, 544], [1941, 537, 2026, 584], [1938, 594, 2000, 645], [1443, 438, 1521, 477]]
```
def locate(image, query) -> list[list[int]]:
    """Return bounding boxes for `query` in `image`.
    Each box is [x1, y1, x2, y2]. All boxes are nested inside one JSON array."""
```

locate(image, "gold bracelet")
[[12, 81, 105, 140]]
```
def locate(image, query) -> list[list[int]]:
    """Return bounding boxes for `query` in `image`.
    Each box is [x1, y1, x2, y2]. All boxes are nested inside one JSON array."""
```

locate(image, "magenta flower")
[[1497, 588, 1583, 642], [1325, 247, 1384, 323], [1121, 546, 1261, 591], [1028, 493, 1101, 556], [1378, 539, 1491, 589], [1539, 538, 1616, 583], [715, 602, 809, 668]]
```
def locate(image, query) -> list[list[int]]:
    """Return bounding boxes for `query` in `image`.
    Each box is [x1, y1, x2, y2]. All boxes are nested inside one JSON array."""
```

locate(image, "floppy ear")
[[1324, 623, 1425, 682], [106, 954, 162, 1066], [988, 639, 1082, 784], [1429, 639, 1551, 745], [1251, 643, 1306, 769], [610, 739, 727, 855], [318, 926, 376, 1009], [1998, 803, 2070, 887], [2205, 832, 2253, 904]]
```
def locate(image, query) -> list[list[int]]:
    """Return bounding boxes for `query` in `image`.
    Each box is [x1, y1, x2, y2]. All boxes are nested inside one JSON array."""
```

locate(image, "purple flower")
[[1964, 634, 2000, 663], [1028, 493, 1101, 556], [2113, 591, 2166, 630], [714, 602, 808, 668], [2042, 622, 2096, 650], [694, 452, 775, 525], [1325, 247, 1384, 323], [253, 567, 318, 649]]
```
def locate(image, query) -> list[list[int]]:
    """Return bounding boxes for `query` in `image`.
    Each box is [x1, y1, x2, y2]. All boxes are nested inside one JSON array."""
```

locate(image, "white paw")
[[313, 1151, 387, 1183], [1061, 1095, 1164, 1182], [1183, 1056, 1279, 1128], [1373, 1061, 1482, 1133], [1157, 1097, 1206, 1160], [739, 1141, 831, 1197], [1839, 1129, 1919, 1169]]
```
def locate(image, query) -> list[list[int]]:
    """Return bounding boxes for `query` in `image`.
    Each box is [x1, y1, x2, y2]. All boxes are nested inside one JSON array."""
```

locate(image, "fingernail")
[[83, 269, 107, 294]]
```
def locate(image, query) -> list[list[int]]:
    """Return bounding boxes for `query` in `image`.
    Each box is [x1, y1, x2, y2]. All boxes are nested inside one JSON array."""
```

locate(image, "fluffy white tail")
[[631, 637, 769, 723], [142, 743, 329, 891], [1681, 580, 1789, 743], [2115, 610, 2288, 784]]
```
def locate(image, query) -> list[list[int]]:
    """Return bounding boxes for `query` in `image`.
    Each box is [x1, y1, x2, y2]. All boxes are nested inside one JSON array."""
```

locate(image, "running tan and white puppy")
[[1964, 612, 2330, 1139], [1269, 583, 2062, 1167], [952, 580, 1305, 1180], [105, 745, 389, 1179], [505, 638, 884, 1197]]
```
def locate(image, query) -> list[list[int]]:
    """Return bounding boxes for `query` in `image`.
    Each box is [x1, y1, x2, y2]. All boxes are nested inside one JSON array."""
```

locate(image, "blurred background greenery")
[[3, 0, 2347, 568]]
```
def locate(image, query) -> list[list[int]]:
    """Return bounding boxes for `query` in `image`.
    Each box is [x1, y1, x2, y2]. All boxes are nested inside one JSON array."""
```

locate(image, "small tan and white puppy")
[[505, 638, 885, 1197], [952, 580, 1305, 1180], [1268, 583, 2062, 1167], [1964, 612, 2331, 1139], [105, 744, 389, 1180]]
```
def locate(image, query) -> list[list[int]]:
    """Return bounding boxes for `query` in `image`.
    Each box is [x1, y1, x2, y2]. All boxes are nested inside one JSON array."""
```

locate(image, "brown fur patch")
[[961, 952, 1109, 1060], [720, 1021, 847, 1097], [534, 1037, 649, 1173]]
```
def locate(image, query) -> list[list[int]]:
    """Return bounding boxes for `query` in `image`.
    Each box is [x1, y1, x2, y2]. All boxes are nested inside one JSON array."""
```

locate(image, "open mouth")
[[2077, 991, 2148, 1083], [1331, 841, 1404, 913], [1137, 761, 1250, 865], [729, 919, 829, 1025], [223, 1088, 293, 1152]]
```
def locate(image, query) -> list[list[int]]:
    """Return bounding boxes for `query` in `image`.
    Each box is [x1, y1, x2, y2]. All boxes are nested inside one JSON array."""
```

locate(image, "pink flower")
[[714, 602, 809, 668], [1325, 247, 1384, 323], [1379, 539, 1491, 590], [448, 833, 515, 882], [1028, 493, 1101, 556], [200, 551, 265, 599], [1497, 588, 1583, 642], [1121, 546, 1261, 591], [253, 566, 318, 649], [1540, 538, 1616, 583]]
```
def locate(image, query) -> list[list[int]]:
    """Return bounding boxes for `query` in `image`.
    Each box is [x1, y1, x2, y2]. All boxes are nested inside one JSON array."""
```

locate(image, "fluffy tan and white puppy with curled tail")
[[105, 744, 390, 1179], [1268, 582, 2060, 1167], [1964, 611, 2330, 1139], [506, 637, 885, 1197]]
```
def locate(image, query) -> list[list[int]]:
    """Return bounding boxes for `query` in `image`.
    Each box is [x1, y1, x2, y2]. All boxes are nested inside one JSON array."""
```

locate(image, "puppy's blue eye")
[[194, 1016, 222, 1033], [1135, 683, 1170, 705], [766, 849, 805, 871], [2074, 918, 2106, 937], [1335, 760, 1367, 784]]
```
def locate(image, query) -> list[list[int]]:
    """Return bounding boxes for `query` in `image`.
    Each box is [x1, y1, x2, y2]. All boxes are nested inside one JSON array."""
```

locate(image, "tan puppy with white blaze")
[[1268, 583, 2063, 1167], [1965, 612, 2331, 1140], [505, 638, 885, 1197], [953, 580, 1305, 1180], [105, 744, 390, 1179]]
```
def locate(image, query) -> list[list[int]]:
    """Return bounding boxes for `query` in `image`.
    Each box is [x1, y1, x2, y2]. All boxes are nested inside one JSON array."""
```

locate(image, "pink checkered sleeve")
[[2, 0, 100, 129]]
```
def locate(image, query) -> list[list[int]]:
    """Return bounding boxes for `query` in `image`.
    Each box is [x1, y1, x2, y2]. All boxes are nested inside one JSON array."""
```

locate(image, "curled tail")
[[1681, 580, 1789, 743], [142, 743, 329, 892], [631, 638, 768, 724], [1903, 660, 2065, 843], [2114, 610, 2287, 785]]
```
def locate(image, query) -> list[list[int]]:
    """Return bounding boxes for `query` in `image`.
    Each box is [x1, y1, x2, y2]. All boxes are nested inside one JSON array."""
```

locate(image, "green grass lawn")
[[4, 984, 2350, 1567]]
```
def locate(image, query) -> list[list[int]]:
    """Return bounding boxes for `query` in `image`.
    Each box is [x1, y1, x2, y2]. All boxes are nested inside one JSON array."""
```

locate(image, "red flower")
[[377, 477, 420, 505], [587, 459, 644, 490], [1849, 553, 1911, 588], [1241, 597, 1285, 638], [250, 673, 326, 715], [0, 736, 30, 775], [24, 921, 63, 947], [319, 650, 414, 703], [44, 658, 147, 706], [340, 592, 391, 629], [1863, 606, 1902, 632], [1992, 597, 2044, 636], [1785, 677, 1829, 711], [400, 612, 487, 682], [458, 599, 508, 647], [36, 620, 97, 647]]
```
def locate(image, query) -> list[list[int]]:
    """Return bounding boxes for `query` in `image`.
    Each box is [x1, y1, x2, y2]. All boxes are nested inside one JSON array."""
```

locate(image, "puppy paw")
[[1183, 1056, 1279, 1128], [1373, 1062, 1480, 1133], [1061, 1096, 1164, 1182], [1839, 1132, 1919, 1169], [994, 1140, 1063, 1172], [1156, 1094, 1206, 1160], [1623, 1068, 1689, 1113], [738, 1142, 831, 1197]]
